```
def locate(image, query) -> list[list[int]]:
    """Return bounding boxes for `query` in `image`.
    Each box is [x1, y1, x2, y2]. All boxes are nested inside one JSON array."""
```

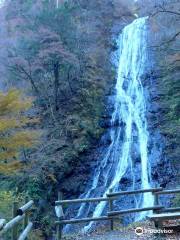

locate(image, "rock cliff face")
[[61, 7, 136, 200], [0, 0, 179, 236], [122, 1, 180, 211], [143, 40, 175, 191], [147, 1, 180, 189], [64, 0, 180, 214], [1, 2, 138, 236], [67, 1, 180, 226]]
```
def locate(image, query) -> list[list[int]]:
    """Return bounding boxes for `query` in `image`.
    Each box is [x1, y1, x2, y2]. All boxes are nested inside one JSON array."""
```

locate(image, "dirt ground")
[[64, 221, 180, 240]]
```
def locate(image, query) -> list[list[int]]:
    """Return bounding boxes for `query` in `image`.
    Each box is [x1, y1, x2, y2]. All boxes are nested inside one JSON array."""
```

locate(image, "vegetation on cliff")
[[0, 89, 39, 173], [149, 0, 180, 182], [0, 0, 133, 237], [0, 0, 179, 238]]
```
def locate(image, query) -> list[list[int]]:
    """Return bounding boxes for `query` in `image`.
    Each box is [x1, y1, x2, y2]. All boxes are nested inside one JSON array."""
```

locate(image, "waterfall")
[[68, 16, 154, 232]]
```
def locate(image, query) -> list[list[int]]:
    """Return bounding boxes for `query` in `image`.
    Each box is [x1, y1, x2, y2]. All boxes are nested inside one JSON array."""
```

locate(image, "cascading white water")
[[71, 17, 154, 232]]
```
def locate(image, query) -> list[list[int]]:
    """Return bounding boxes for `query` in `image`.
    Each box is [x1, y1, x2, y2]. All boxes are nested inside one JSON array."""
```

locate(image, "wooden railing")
[[0, 197, 34, 240], [54, 187, 180, 240], [153, 188, 180, 213]]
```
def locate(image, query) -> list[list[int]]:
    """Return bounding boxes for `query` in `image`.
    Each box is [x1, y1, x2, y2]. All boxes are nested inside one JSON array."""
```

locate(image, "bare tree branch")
[[149, 31, 180, 49]]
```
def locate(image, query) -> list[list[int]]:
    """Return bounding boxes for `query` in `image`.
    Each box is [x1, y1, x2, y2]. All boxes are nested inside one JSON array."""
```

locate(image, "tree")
[[6, 0, 77, 111], [1, 0, 135, 236], [0, 89, 39, 173]]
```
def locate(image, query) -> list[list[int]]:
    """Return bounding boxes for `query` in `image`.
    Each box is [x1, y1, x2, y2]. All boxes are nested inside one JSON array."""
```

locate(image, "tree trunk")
[[54, 61, 60, 111]]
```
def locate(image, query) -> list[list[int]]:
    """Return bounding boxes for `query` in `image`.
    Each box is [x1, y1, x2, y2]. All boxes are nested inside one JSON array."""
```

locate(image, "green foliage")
[[173, 193, 180, 207], [26, 177, 43, 201], [0, 191, 14, 219], [0, 190, 24, 219], [29, 230, 44, 240], [158, 68, 180, 164], [39, 215, 53, 238], [155, 28, 180, 186]]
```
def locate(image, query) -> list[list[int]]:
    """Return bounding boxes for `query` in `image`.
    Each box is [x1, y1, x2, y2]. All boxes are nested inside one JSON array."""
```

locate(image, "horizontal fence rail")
[[18, 222, 33, 240], [0, 197, 34, 240], [154, 189, 180, 195], [107, 206, 164, 216], [0, 215, 25, 235], [56, 216, 120, 225], [55, 196, 117, 205], [160, 207, 180, 213], [55, 187, 180, 240], [106, 187, 163, 197]]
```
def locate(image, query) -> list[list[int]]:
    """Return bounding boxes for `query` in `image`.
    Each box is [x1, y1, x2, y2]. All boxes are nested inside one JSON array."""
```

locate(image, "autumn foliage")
[[0, 89, 38, 173]]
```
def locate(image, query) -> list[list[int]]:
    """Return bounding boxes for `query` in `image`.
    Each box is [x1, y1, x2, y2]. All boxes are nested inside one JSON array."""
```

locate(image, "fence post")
[[153, 185, 161, 228], [108, 188, 114, 230], [154, 193, 159, 208], [24, 196, 29, 229], [153, 184, 160, 212], [56, 192, 64, 240], [12, 201, 18, 240]]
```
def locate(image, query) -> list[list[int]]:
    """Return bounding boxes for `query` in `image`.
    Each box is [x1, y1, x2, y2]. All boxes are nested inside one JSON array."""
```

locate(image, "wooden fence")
[[54, 187, 180, 240], [0, 197, 34, 240]]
